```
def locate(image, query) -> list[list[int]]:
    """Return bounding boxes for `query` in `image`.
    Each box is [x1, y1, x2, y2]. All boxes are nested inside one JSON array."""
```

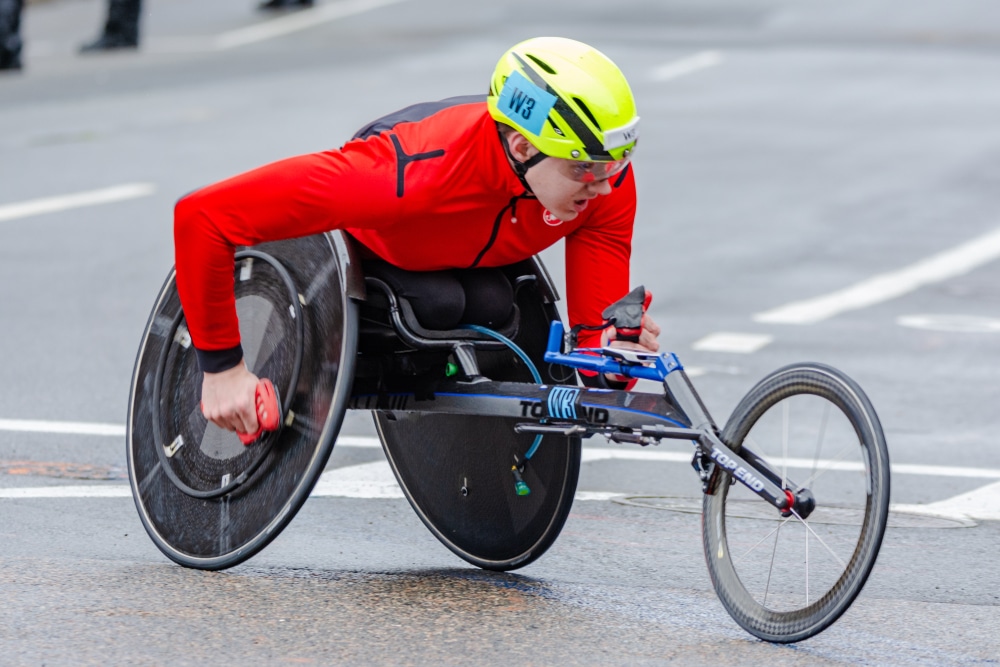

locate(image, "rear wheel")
[[702, 363, 890, 642], [374, 265, 580, 571], [127, 233, 359, 570]]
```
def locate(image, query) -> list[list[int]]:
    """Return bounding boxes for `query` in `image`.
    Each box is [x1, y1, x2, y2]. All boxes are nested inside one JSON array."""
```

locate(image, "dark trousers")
[[0, 0, 23, 69], [101, 0, 142, 43]]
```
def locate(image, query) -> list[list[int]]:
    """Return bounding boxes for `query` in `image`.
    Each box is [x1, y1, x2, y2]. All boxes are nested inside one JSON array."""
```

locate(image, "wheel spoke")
[[805, 521, 810, 605], [782, 400, 789, 490], [734, 514, 795, 564], [791, 508, 848, 570], [797, 440, 862, 491], [811, 401, 831, 484], [763, 521, 782, 607]]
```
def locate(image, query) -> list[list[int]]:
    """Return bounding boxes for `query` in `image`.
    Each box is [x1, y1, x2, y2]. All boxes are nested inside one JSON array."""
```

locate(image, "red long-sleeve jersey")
[[174, 96, 636, 372]]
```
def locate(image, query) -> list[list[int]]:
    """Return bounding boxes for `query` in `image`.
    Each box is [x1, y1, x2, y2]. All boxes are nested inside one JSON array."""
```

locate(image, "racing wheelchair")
[[128, 231, 890, 643]]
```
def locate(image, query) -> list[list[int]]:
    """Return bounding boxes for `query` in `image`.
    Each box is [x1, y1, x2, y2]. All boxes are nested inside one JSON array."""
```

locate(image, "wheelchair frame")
[[128, 232, 890, 643]]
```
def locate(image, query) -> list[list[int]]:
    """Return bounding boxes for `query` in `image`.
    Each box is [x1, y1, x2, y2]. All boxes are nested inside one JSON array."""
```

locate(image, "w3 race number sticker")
[[497, 71, 557, 136], [547, 386, 580, 420], [519, 388, 610, 424]]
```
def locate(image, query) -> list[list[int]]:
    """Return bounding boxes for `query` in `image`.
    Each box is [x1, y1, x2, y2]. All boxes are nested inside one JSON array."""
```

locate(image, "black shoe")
[[0, 51, 22, 71], [258, 0, 313, 10], [79, 33, 138, 53]]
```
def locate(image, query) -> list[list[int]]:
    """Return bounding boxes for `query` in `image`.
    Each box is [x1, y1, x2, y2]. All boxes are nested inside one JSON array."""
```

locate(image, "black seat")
[[357, 260, 528, 353]]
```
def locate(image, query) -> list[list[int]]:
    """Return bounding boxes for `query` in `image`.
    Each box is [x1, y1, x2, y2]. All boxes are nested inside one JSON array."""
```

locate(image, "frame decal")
[[547, 386, 580, 420]]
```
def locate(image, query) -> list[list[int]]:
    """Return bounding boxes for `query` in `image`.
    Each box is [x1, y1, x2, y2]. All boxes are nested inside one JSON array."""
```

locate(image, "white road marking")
[[754, 225, 1000, 324], [214, 0, 409, 50], [287, 461, 619, 500], [0, 459, 620, 501], [650, 50, 724, 82], [6, 439, 1000, 502], [4, 429, 1000, 481], [0, 183, 156, 223], [691, 332, 773, 354], [0, 419, 126, 437], [0, 485, 131, 499], [311, 460, 401, 498], [894, 480, 1000, 522], [897, 314, 1000, 334], [334, 434, 381, 448], [581, 446, 1000, 479], [581, 448, 692, 465], [5, 480, 998, 522]]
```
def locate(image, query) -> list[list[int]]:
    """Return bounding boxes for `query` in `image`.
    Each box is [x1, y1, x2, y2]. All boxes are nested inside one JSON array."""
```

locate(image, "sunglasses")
[[558, 154, 632, 183]]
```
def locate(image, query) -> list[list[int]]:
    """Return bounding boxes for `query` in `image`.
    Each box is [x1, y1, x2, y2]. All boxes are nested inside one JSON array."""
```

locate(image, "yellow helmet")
[[487, 37, 639, 163]]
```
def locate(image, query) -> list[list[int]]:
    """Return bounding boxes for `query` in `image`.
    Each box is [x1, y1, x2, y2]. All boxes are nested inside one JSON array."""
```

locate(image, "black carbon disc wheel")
[[375, 273, 580, 571], [127, 233, 359, 570], [702, 363, 890, 642], [378, 412, 580, 571]]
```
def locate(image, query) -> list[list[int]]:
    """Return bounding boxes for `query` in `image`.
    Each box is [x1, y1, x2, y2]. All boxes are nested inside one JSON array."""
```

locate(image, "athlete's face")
[[508, 133, 615, 222]]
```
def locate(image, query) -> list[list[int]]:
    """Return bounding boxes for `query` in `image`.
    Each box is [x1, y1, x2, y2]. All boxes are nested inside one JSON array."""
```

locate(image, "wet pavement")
[[3, 0, 1000, 664]]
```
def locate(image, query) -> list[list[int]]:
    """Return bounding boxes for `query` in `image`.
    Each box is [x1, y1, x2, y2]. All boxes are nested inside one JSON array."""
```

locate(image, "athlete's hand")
[[601, 310, 661, 384], [602, 312, 661, 353], [200, 362, 261, 435]]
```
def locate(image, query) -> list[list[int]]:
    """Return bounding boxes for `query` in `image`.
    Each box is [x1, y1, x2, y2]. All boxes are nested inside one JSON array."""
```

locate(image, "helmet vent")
[[573, 97, 602, 130], [526, 54, 557, 75]]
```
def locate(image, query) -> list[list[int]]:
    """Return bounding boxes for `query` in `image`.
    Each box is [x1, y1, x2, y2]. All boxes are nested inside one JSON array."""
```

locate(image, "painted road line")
[[894, 480, 1000, 522], [0, 485, 131, 499], [5, 426, 999, 482], [755, 225, 1000, 325], [3, 474, 997, 521], [0, 183, 156, 223], [691, 332, 773, 354], [897, 314, 1000, 333], [0, 419, 126, 437], [215, 0, 408, 50], [651, 50, 724, 82], [308, 462, 621, 499], [312, 460, 401, 498], [3, 424, 998, 481], [582, 446, 1000, 479], [6, 450, 1000, 500], [0, 423, 376, 441], [0, 460, 620, 501], [335, 434, 382, 448]]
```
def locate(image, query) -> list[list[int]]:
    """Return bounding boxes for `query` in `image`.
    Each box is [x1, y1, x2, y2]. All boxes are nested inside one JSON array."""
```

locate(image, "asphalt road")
[[2, 0, 1000, 664]]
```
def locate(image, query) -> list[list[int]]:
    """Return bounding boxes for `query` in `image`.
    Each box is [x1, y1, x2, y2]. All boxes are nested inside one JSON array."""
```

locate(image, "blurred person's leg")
[[0, 0, 23, 71], [258, 0, 313, 11], [80, 0, 141, 52]]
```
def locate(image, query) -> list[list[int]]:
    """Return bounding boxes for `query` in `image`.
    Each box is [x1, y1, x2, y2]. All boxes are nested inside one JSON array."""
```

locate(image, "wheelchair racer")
[[174, 36, 661, 437]]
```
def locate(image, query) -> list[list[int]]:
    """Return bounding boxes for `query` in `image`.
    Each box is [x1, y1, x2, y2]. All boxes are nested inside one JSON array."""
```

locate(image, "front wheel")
[[702, 363, 890, 642]]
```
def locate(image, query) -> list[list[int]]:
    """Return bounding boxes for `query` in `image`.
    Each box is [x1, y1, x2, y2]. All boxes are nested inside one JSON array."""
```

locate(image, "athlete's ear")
[[507, 131, 538, 163]]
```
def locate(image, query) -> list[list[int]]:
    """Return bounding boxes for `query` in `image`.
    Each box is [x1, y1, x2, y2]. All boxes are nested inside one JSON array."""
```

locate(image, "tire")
[[127, 233, 359, 570], [702, 363, 890, 642], [375, 262, 580, 571], [378, 413, 580, 571]]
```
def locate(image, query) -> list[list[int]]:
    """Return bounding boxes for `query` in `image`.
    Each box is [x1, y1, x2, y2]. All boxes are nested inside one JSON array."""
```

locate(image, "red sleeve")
[[564, 167, 637, 350], [173, 140, 401, 370]]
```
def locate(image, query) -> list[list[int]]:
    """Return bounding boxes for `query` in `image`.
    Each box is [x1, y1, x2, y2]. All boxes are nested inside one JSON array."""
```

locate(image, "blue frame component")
[[543, 321, 683, 382]]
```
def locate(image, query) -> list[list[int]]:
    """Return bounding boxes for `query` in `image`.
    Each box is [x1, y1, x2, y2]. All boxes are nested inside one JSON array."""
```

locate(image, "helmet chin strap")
[[498, 126, 546, 195]]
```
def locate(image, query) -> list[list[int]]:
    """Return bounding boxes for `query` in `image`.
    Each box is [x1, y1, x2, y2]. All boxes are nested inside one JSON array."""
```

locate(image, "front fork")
[[665, 370, 816, 520]]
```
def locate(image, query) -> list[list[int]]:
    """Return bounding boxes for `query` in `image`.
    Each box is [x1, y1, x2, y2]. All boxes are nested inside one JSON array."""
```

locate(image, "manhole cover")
[[0, 460, 126, 480], [613, 496, 975, 528]]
